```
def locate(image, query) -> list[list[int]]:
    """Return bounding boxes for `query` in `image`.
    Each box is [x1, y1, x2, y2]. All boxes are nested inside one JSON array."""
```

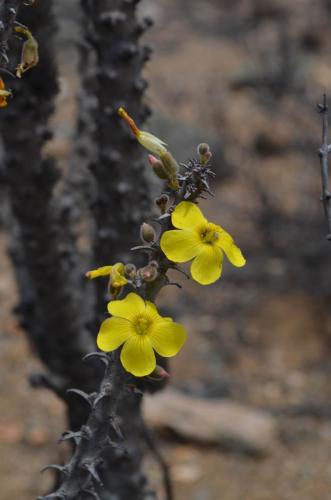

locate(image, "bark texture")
[[80, 0, 152, 321], [0, 0, 22, 67], [1, 0, 154, 498]]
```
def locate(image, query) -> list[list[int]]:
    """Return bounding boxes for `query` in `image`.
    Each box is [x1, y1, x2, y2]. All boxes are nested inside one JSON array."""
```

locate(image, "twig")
[[143, 424, 174, 500], [318, 94, 331, 241]]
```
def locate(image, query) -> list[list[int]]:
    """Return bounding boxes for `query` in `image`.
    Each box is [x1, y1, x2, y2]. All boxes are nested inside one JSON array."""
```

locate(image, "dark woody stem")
[[38, 352, 134, 500]]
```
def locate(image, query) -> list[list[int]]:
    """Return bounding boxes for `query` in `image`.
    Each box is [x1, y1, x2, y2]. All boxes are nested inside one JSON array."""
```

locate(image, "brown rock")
[[143, 389, 278, 455]]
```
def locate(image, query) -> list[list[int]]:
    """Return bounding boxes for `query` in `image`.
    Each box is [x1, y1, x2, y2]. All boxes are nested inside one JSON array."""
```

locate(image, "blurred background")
[[1, 0, 331, 498]]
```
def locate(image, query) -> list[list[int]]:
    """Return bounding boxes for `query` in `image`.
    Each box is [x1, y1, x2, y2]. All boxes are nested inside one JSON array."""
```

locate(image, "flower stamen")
[[199, 224, 219, 244], [135, 316, 149, 335]]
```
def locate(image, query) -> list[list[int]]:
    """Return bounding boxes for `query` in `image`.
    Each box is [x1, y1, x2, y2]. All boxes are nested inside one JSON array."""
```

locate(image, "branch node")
[[83, 352, 110, 367], [40, 464, 68, 476]]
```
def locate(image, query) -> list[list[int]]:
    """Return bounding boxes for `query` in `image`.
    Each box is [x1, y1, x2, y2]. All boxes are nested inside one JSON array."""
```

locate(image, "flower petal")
[[145, 301, 162, 322], [216, 229, 246, 267], [97, 317, 133, 352], [86, 265, 113, 279], [108, 292, 145, 320], [120, 336, 156, 377], [160, 229, 201, 263], [150, 320, 187, 357], [191, 244, 223, 285], [138, 131, 168, 156], [172, 201, 207, 230]]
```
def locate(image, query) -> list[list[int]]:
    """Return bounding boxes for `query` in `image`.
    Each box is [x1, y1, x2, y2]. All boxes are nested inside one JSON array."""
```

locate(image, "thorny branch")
[[38, 353, 129, 500], [318, 94, 331, 241]]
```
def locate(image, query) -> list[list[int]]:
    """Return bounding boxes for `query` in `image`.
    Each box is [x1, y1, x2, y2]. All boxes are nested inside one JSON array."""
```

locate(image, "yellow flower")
[[86, 265, 114, 279], [118, 107, 168, 156], [160, 201, 246, 285], [0, 77, 11, 108], [110, 264, 128, 289], [97, 292, 187, 377], [86, 263, 128, 295]]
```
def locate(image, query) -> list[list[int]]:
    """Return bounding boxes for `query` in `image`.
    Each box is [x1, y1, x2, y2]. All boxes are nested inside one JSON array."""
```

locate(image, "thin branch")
[[318, 94, 331, 241], [143, 423, 173, 500]]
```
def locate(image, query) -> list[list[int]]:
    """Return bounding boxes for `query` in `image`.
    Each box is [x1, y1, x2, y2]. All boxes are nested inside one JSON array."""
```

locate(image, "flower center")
[[199, 223, 219, 244], [135, 316, 149, 336]]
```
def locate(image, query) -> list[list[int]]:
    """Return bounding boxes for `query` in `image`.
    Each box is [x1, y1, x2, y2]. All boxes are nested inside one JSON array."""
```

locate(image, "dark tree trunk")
[[0, 1, 102, 431], [1, 0, 156, 498], [79, 1, 154, 497], [80, 0, 152, 319]]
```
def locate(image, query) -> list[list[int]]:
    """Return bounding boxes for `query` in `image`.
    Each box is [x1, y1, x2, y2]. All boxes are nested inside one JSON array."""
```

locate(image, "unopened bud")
[[148, 154, 159, 167], [148, 365, 170, 381], [198, 143, 210, 155], [197, 143, 212, 165], [155, 194, 169, 214], [138, 264, 158, 282], [160, 151, 179, 176], [140, 222, 156, 244], [160, 151, 180, 190], [124, 263, 137, 279], [148, 154, 168, 180]]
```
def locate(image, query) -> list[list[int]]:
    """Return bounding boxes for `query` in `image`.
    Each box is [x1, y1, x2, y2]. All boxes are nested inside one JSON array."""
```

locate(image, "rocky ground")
[[1, 0, 331, 499]]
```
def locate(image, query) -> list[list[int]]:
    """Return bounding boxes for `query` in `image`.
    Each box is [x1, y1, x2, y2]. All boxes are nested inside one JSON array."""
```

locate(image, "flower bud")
[[138, 264, 159, 282], [160, 151, 180, 190], [160, 151, 179, 176], [124, 263, 137, 279], [197, 143, 210, 155], [148, 154, 168, 180], [197, 143, 212, 165], [118, 108, 168, 155], [140, 222, 156, 244], [148, 365, 170, 381], [155, 194, 169, 214]]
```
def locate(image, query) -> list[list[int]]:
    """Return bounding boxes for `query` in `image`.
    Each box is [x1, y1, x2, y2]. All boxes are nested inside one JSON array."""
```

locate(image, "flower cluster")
[[87, 109, 246, 377], [161, 201, 245, 285], [97, 293, 186, 377]]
